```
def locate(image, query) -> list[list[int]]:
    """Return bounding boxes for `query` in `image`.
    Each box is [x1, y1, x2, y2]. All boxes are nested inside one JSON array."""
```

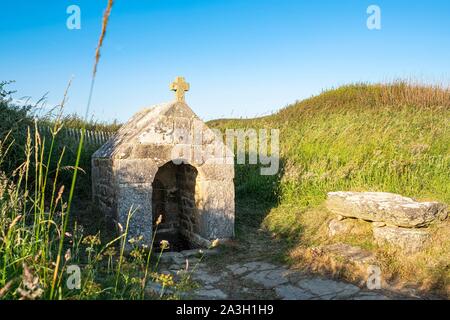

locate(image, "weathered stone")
[[275, 285, 315, 300], [181, 249, 203, 258], [168, 264, 181, 271], [160, 251, 184, 264], [187, 257, 201, 266], [181, 247, 219, 258], [172, 255, 188, 266], [192, 270, 221, 284], [286, 271, 307, 284], [321, 243, 376, 264], [116, 159, 157, 184], [373, 226, 430, 253], [138, 116, 174, 145], [194, 288, 228, 300], [92, 80, 235, 250], [226, 264, 249, 276], [202, 248, 220, 256], [242, 261, 277, 272], [326, 191, 447, 228], [328, 218, 354, 237], [297, 278, 360, 299], [130, 144, 174, 164], [164, 97, 197, 117], [244, 268, 289, 289], [117, 183, 153, 247], [173, 117, 193, 145], [198, 163, 235, 181], [372, 221, 387, 227]]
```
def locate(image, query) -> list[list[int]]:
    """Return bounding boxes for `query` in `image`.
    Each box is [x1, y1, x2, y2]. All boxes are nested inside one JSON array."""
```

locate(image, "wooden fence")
[[37, 126, 115, 147]]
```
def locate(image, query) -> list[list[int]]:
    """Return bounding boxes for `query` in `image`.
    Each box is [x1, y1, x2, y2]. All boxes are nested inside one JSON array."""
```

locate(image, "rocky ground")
[[146, 229, 415, 300]]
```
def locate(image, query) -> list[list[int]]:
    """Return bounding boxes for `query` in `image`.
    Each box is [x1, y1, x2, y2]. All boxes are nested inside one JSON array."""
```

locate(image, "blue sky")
[[1, 0, 450, 122]]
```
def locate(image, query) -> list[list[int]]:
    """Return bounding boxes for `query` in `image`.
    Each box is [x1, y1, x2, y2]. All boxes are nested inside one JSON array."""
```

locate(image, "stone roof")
[[92, 101, 227, 160]]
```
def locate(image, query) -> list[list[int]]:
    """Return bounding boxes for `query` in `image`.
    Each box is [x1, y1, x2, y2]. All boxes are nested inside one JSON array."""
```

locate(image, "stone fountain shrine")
[[91, 77, 235, 250]]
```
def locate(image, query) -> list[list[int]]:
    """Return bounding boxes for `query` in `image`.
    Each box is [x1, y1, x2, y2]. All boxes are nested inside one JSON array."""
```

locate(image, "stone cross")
[[170, 76, 190, 102]]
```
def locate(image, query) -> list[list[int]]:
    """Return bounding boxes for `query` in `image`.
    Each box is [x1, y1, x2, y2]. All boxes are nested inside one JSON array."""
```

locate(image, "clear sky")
[[1, 0, 450, 123]]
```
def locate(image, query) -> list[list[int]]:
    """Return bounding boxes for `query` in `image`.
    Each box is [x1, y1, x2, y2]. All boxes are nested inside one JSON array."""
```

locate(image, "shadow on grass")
[[213, 158, 305, 264]]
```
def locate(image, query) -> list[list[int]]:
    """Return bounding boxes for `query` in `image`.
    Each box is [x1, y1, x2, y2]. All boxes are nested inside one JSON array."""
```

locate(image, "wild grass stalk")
[[50, 0, 114, 300], [115, 206, 134, 294], [141, 215, 162, 299]]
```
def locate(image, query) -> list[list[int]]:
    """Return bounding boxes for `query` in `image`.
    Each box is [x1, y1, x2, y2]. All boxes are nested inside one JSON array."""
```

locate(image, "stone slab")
[[275, 284, 315, 300], [373, 226, 430, 253], [244, 268, 289, 289], [328, 218, 354, 237], [321, 243, 376, 264], [326, 191, 447, 228], [297, 278, 360, 299]]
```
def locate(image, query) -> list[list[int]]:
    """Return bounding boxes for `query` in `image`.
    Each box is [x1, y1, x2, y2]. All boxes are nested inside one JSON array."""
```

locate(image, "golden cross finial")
[[170, 76, 190, 102]]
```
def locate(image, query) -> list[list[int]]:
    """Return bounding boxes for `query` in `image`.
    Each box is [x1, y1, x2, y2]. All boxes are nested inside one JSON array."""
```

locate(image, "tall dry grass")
[[0, 0, 146, 300]]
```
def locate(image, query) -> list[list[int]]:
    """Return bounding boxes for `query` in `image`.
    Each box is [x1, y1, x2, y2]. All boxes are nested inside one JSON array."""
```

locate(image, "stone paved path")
[[146, 223, 415, 300], [148, 250, 393, 300]]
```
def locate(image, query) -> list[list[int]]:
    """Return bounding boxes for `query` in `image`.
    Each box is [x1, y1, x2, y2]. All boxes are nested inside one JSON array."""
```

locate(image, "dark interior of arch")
[[152, 161, 199, 251]]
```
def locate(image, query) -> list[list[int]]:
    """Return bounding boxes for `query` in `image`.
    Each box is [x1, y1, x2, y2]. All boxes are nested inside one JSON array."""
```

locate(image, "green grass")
[[0, 82, 207, 300], [0, 109, 186, 299], [0, 82, 121, 201], [210, 82, 450, 295], [2, 78, 448, 298], [2, 64, 449, 298]]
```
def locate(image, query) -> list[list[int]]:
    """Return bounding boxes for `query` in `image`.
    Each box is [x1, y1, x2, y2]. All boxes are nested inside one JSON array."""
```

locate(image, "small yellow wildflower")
[[160, 240, 170, 250], [210, 239, 220, 248], [130, 249, 142, 259], [82, 235, 101, 246], [156, 273, 175, 287], [103, 247, 117, 257]]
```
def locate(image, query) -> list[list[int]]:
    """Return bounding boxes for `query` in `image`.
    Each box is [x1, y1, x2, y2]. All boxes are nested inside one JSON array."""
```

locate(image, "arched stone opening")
[[151, 161, 199, 251]]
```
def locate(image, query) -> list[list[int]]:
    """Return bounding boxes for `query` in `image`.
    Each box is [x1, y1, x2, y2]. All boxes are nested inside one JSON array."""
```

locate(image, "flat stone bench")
[[326, 191, 447, 253], [326, 191, 447, 228]]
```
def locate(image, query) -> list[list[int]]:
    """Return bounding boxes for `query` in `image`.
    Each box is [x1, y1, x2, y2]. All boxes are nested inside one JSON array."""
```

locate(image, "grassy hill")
[[209, 82, 450, 295], [1, 81, 448, 298]]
